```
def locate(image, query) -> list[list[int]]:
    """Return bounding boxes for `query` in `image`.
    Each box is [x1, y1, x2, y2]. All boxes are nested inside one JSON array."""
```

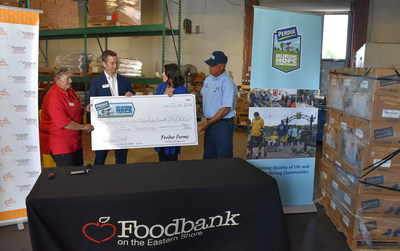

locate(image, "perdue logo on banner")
[[272, 26, 302, 73]]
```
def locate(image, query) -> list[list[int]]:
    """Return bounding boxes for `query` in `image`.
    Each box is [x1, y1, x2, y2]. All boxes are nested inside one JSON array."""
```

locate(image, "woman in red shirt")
[[39, 65, 94, 167]]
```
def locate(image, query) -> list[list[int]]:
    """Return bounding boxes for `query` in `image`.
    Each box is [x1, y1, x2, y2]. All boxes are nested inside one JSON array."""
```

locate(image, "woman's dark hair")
[[164, 63, 185, 87]]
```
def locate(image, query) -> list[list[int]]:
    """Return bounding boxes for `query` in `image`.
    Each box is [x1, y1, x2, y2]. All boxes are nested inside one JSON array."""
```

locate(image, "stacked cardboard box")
[[75, 91, 87, 107], [55, 53, 90, 75], [0, 0, 20, 6], [320, 67, 400, 249], [192, 73, 205, 92], [132, 84, 154, 95], [30, 0, 78, 29], [88, 0, 141, 26], [235, 92, 249, 126]]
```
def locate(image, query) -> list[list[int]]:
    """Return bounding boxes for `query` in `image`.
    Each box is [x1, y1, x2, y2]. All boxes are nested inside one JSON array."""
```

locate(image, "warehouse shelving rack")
[[38, 0, 181, 97]]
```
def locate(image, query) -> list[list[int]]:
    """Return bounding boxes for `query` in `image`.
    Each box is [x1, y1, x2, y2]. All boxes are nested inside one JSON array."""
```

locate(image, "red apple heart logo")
[[82, 217, 116, 243]]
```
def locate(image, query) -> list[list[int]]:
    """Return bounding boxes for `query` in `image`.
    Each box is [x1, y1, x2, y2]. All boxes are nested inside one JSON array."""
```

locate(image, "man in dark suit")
[[86, 50, 134, 165]]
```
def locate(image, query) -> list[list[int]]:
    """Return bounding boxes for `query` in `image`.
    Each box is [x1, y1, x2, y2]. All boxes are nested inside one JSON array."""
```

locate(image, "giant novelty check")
[[90, 95, 198, 150]]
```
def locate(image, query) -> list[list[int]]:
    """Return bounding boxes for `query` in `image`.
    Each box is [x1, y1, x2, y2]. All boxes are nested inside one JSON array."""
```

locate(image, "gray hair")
[[50, 65, 71, 80]]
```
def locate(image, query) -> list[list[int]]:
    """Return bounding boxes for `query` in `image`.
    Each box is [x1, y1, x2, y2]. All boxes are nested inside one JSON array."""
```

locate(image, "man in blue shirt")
[[196, 51, 237, 159], [276, 120, 288, 151]]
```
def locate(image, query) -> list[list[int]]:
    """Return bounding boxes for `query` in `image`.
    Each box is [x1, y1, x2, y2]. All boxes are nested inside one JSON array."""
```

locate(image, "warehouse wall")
[[367, 0, 400, 43], [38, 0, 400, 87], [167, 0, 245, 85], [129, 0, 245, 84], [39, 0, 244, 85]]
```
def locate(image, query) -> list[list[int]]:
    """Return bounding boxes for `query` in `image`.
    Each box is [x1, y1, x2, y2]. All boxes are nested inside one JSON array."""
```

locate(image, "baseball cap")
[[205, 51, 228, 66]]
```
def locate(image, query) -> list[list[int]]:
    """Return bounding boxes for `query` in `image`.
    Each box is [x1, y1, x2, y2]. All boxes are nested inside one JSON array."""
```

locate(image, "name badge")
[[69, 103, 75, 106], [102, 84, 110, 88]]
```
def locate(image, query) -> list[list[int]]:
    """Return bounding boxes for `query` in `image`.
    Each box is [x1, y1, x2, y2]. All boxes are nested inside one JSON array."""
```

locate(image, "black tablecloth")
[[26, 158, 289, 251]]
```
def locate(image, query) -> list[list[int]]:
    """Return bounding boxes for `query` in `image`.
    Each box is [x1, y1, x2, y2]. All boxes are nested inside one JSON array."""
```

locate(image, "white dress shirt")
[[104, 72, 118, 96]]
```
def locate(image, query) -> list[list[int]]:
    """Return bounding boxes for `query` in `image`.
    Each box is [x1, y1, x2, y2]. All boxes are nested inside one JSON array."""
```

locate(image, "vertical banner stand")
[[0, 6, 42, 227], [248, 7, 322, 213]]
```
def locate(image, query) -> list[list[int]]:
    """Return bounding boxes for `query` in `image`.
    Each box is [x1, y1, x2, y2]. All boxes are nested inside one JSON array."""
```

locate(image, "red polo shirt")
[[39, 84, 83, 155]]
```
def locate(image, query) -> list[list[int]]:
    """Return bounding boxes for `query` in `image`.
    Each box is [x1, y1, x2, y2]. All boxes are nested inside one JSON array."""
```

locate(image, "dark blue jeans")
[[203, 117, 234, 159], [94, 149, 128, 165], [51, 148, 83, 167]]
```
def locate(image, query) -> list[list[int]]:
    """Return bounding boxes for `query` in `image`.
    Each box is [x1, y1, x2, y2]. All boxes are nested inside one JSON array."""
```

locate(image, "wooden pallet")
[[324, 208, 400, 250], [349, 239, 400, 250], [40, 26, 76, 30], [87, 72, 101, 77], [87, 21, 130, 27], [39, 70, 50, 75], [70, 72, 85, 77], [39, 72, 85, 77], [39, 26, 58, 30]]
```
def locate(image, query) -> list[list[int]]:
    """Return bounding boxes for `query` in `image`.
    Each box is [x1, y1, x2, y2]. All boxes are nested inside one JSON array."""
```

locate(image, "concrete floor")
[[1, 127, 352, 251]]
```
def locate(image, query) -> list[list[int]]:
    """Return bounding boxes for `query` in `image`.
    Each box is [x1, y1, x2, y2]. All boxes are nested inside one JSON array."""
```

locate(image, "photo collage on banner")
[[247, 88, 319, 160], [0, 6, 41, 226], [247, 7, 322, 210]]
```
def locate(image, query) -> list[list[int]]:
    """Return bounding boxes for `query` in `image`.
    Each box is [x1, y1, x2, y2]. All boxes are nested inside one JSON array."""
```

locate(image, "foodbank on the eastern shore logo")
[[272, 26, 302, 73]]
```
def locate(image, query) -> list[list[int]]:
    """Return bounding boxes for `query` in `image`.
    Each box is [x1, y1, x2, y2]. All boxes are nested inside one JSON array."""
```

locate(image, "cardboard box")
[[369, 122, 400, 147], [341, 68, 374, 97], [326, 195, 342, 228], [339, 112, 354, 130], [234, 116, 239, 125], [329, 160, 400, 196], [323, 124, 341, 151], [333, 190, 400, 218], [327, 73, 344, 111], [336, 202, 400, 242], [327, 108, 341, 129], [0, 0, 20, 6], [236, 102, 249, 114], [133, 88, 154, 95], [317, 186, 329, 209], [340, 139, 400, 176], [318, 166, 339, 219], [370, 95, 400, 123], [322, 144, 335, 162], [358, 68, 400, 97], [88, 0, 141, 25], [328, 71, 340, 89], [238, 116, 249, 126], [195, 84, 202, 92], [344, 94, 400, 122], [75, 91, 87, 107], [132, 84, 147, 90], [325, 108, 331, 126], [320, 157, 333, 183], [319, 157, 333, 208], [339, 118, 400, 148], [192, 73, 205, 83], [322, 185, 400, 243], [237, 91, 249, 100], [31, 0, 78, 29], [352, 116, 371, 141], [236, 97, 246, 104], [330, 68, 400, 97], [328, 68, 400, 133]]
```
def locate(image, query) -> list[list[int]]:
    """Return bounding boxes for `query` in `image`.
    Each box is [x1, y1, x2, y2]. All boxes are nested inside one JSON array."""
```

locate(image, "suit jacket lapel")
[[116, 74, 122, 96], [101, 72, 112, 96]]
